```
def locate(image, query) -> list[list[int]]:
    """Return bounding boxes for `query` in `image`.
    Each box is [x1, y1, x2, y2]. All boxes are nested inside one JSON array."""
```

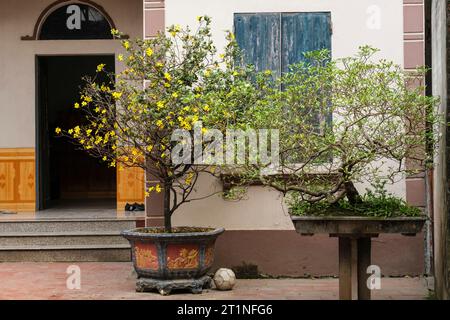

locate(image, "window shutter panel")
[[281, 12, 332, 73], [234, 13, 281, 78]]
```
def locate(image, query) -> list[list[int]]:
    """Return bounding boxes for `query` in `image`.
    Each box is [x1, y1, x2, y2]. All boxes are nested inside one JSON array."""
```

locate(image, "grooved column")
[[144, 0, 166, 227], [404, 0, 426, 208]]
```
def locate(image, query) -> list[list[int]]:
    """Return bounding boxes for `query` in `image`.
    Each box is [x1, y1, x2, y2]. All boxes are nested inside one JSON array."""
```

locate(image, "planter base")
[[336, 236, 372, 300], [136, 276, 212, 295]]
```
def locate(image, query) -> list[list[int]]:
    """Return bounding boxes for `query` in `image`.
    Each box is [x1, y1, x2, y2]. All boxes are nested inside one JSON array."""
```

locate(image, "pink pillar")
[[143, 0, 166, 227]]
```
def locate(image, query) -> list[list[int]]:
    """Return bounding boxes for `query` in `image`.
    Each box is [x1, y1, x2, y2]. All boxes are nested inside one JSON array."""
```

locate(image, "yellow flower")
[[81, 101, 88, 107], [84, 96, 93, 103], [111, 29, 119, 36], [156, 62, 164, 68], [169, 25, 181, 37], [102, 156, 107, 161], [55, 127, 62, 134], [185, 172, 194, 185], [112, 92, 122, 100], [201, 127, 208, 134], [156, 120, 164, 128], [96, 64, 106, 72], [118, 54, 124, 61], [74, 102, 80, 109], [164, 73, 172, 82], [172, 92, 178, 98], [156, 101, 165, 109], [146, 145, 153, 152], [203, 105, 210, 112], [155, 184, 162, 193], [146, 48, 153, 57], [123, 41, 130, 50], [68, 129, 74, 135], [95, 107, 101, 113]]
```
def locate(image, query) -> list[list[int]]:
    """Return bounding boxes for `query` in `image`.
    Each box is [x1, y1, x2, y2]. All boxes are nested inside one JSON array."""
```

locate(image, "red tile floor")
[[0, 263, 431, 300]]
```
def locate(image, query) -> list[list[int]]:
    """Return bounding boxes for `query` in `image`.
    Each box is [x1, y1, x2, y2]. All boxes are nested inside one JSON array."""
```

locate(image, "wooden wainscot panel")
[[117, 165, 145, 211], [0, 148, 36, 212]]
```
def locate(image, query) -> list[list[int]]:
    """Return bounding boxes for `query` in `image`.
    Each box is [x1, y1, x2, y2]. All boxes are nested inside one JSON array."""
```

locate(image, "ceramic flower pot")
[[122, 227, 225, 281]]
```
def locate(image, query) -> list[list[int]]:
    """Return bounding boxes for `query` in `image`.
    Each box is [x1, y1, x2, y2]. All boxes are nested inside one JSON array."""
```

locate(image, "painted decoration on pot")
[[204, 244, 215, 267], [135, 242, 159, 270], [166, 244, 199, 269]]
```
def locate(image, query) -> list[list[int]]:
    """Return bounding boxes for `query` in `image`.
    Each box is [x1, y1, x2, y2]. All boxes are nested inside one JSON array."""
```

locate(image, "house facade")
[[0, 0, 432, 277]]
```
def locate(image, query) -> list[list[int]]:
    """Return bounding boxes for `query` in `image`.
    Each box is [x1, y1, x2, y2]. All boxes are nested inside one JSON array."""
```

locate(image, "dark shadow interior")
[[37, 55, 116, 210]]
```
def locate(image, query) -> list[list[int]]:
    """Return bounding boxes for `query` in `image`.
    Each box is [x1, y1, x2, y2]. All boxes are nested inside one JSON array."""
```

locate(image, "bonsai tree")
[[232, 46, 441, 216], [56, 17, 262, 232]]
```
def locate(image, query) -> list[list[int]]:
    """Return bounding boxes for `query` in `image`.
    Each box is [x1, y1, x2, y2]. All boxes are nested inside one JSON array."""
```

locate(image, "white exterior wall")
[[166, 0, 406, 230]]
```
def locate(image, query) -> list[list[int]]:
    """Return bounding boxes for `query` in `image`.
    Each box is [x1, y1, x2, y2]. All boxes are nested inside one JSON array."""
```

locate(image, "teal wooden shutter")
[[234, 13, 281, 78], [234, 12, 332, 74], [281, 12, 332, 73]]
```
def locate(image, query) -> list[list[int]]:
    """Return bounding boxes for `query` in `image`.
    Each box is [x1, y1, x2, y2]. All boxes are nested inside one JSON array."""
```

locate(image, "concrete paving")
[[0, 262, 432, 300]]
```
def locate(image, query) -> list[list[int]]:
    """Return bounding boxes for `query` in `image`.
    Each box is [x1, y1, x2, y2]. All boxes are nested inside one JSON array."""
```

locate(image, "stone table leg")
[[338, 236, 372, 300], [357, 237, 371, 300]]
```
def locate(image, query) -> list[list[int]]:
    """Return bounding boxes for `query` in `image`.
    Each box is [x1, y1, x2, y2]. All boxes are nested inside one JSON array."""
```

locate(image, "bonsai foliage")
[[56, 17, 258, 232], [236, 46, 440, 215]]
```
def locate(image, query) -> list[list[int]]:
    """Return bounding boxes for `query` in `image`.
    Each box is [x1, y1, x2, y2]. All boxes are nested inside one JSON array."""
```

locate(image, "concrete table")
[[291, 216, 426, 300]]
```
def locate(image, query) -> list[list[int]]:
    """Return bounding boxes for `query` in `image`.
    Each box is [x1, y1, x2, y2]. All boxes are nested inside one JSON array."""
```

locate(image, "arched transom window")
[[38, 3, 114, 40]]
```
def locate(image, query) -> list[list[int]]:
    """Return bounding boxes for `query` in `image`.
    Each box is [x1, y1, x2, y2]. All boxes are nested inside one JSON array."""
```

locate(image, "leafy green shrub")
[[289, 181, 422, 218]]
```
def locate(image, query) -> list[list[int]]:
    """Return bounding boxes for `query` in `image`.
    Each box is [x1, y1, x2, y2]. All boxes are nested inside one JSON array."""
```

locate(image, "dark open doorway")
[[36, 55, 116, 210]]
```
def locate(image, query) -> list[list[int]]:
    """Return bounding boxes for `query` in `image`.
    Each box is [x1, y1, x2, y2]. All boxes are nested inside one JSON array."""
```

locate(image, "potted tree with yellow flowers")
[[56, 17, 267, 295]]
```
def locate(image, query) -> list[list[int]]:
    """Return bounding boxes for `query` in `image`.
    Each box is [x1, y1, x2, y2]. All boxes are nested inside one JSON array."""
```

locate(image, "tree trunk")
[[344, 181, 362, 205], [163, 182, 172, 233]]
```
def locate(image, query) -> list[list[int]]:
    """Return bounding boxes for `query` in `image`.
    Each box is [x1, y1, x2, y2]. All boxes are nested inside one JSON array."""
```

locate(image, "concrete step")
[[0, 219, 136, 234], [0, 231, 129, 246], [0, 244, 131, 262], [0, 218, 137, 262]]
